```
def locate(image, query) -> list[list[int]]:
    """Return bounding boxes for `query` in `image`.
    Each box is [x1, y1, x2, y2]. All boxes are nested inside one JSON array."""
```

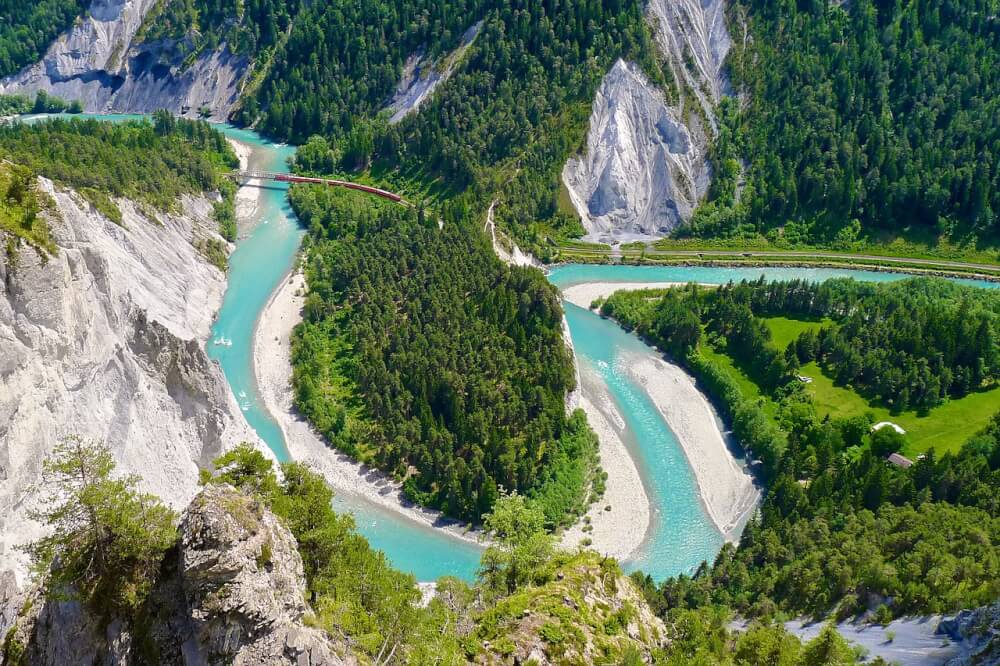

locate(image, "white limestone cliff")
[[0, 0, 250, 120], [562, 0, 733, 244], [385, 21, 484, 124], [0, 179, 259, 583], [4, 484, 346, 665]]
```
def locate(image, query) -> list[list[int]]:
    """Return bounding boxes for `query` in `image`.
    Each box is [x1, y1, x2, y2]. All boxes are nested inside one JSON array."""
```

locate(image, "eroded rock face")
[[562, 60, 710, 244], [178, 484, 344, 665], [385, 20, 484, 124], [562, 0, 733, 244], [647, 0, 732, 126], [942, 603, 1000, 665], [0, 0, 249, 120], [4, 485, 345, 665], [0, 180, 257, 582]]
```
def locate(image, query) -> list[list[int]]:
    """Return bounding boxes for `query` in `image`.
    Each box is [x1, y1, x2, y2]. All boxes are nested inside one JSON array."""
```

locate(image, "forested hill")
[[244, 0, 661, 255], [599, 280, 1000, 625], [693, 0, 1000, 244], [288, 186, 600, 524]]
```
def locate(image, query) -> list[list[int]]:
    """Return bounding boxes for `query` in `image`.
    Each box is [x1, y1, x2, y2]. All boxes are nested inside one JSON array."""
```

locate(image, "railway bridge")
[[228, 170, 410, 206]]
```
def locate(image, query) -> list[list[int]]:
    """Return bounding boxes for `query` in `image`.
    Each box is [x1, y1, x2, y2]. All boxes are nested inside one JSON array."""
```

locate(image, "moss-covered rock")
[[474, 552, 666, 665]]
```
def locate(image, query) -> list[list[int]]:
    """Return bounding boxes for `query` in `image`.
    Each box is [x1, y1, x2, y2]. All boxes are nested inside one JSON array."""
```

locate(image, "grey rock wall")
[[0, 0, 249, 120]]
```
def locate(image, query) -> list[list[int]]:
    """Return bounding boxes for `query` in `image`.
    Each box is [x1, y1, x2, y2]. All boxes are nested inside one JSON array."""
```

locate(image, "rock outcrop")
[[562, 0, 733, 243], [475, 553, 667, 665], [562, 60, 711, 244], [4, 485, 345, 665], [385, 21, 484, 124], [0, 179, 258, 583], [942, 603, 1000, 665], [0, 0, 250, 120], [172, 484, 345, 665]]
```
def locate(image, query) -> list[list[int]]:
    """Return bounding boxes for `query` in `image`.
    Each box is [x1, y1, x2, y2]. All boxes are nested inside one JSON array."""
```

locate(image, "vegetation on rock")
[[20, 436, 177, 617], [0, 112, 237, 240], [0, 161, 57, 255]]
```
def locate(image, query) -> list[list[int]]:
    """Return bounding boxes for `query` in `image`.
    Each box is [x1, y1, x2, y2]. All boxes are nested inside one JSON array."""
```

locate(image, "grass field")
[[764, 316, 830, 350], [752, 315, 999, 456], [796, 360, 1000, 456]]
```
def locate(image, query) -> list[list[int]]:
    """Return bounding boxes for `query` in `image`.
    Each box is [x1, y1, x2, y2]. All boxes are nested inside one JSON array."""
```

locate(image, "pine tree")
[[22, 436, 177, 615]]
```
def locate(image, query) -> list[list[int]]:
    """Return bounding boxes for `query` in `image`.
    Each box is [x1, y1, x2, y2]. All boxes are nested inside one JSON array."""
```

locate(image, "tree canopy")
[[689, 0, 1000, 243], [288, 186, 599, 524], [22, 436, 177, 616]]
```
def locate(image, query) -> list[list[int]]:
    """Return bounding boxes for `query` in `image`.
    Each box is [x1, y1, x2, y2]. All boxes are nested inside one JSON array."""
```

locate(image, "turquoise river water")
[[31, 115, 1000, 582]]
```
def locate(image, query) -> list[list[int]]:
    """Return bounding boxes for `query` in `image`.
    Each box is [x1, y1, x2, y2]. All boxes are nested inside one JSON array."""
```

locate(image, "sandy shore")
[[252, 270, 484, 553], [559, 279, 759, 542], [560, 367, 651, 560], [226, 138, 261, 234], [561, 282, 685, 309], [624, 351, 759, 540]]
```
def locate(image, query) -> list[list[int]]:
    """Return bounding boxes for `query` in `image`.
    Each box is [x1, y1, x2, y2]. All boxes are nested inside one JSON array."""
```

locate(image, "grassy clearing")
[[764, 316, 829, 350], [797, 360, 1000, 456], [698, 339, 783, 423], [703, 314, 1000, 456], [556, 179, 578, 219]]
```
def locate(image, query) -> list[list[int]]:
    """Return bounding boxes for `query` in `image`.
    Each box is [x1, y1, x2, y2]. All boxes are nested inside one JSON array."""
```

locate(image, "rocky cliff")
[[562, 0, 733, 244], [0, 178, 258, 586], [385, 21, 484, 124], [4, 484, 345, 665], [0, 0, 249, 120], [475, 552, 667, 665]]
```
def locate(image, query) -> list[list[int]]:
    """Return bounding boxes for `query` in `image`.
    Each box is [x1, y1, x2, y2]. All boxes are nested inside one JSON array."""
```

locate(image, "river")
[[29, 114, 1000, 583], [185, 131, 1000, 583]]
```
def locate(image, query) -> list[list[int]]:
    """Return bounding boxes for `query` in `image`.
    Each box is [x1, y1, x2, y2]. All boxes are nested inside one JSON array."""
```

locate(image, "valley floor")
[[252, 269, 484, 551], [561, 281, 759, 542]]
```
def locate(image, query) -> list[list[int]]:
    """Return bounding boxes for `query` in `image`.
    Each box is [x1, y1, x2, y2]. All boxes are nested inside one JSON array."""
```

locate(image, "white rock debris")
[[647, 0, 732, 129], [562, 0, 733, 244], [0, 179, 260, 583], [386, 21, 484, 124], [0, 0, 250, 120]]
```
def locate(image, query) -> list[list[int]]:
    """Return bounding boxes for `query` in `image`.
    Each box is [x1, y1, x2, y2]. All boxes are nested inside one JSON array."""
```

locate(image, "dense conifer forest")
[[288, 186, 598, 524], [0, 114, 237, 236], [0, 114, 235, 210], [690, 0, 1000, 244], [6, 0, 1000, 247], [137, 0, 300, 59], [601, 279, 1000, 621]]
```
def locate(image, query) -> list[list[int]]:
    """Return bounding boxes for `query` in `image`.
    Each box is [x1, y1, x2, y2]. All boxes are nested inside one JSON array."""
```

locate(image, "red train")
[[272, 174, 404, 203]]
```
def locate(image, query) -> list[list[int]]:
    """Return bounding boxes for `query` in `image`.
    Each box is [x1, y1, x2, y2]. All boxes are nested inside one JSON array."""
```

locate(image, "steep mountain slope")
[[385, 20, 484, 124], [0, 178, 258, 581], [692, 0, 1000, 243], [562, 0, 732, 243], [0, 0, 251, 119]]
